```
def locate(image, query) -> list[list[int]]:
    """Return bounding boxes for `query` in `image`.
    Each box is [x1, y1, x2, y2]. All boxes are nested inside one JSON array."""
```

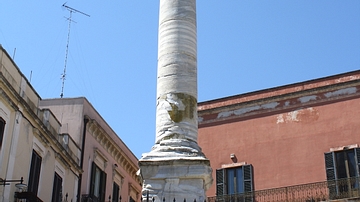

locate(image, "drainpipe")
[[77, 117, 89, 202]]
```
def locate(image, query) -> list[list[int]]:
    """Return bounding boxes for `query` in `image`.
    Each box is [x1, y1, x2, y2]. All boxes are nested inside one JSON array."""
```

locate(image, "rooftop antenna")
[[61, 2, 90, 98]]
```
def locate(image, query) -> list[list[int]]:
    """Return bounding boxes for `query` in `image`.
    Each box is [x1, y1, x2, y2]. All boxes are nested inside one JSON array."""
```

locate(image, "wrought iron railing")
[[208, 177, 360, 202], [82, 194, 100, 202], [14, 191, 44, 202]]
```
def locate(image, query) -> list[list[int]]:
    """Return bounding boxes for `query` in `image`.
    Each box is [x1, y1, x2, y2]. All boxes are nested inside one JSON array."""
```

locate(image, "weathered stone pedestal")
[[139, 134, 212, 202], [139, 159, 212, 202]]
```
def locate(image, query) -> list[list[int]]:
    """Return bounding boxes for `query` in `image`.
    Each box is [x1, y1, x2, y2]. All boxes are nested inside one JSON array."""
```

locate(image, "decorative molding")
[[87, 120, 141, 184], [113, 167, 124, 187], [33, 137, 46, 157], [128, 182, 140, 201], [94, 147, 108, 170], [55, 159, 66, 178], [221, 162, 247, 168], [330, 144, 359, 152], [32, 128, 50, 147], [0, 88, 19, 111], [54, 148, 71, 169], [199, 80, 360, 127], [1, 51, 82, 177], [0, 101, 10, 118]]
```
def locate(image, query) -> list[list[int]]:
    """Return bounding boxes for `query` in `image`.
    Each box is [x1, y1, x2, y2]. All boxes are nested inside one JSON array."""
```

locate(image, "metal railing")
[[14, 191, 44, 202], [141, 190, 204, 202], [208, 177, 360, 202], [82, 194, 100, 202]]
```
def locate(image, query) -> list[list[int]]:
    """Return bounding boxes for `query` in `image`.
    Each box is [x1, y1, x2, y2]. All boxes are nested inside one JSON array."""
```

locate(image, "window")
[[112, 182, 120, 202], [0, 117, 5, 150], [216, 165, 254, 196], [28, 150, 42, 196], [90, 162, 107, 202], [324, 148, 360, 199], [51, 172, 63, 202], [325, 148, 360, 180]]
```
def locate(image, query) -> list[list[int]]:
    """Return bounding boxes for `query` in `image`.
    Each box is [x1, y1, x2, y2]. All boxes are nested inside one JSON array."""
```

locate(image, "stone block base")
[[138, 159, 212, 202]]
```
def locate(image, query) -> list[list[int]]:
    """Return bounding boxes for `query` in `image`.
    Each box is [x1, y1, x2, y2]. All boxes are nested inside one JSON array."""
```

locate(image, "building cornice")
[[87, 119, 141, 185], [198, 70, 360, 110], [199, 78, 360, 127], [1, 69, 83, 174]]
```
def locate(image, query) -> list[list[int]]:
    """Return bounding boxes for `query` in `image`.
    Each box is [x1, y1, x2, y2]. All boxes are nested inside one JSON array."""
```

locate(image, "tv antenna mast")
[[60, 2, 90, 98]]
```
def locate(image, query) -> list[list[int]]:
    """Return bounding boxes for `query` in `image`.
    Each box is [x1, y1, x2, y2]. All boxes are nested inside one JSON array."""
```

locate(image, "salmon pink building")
[[40, 97, 141, 202], [198, 70, 360, 201]]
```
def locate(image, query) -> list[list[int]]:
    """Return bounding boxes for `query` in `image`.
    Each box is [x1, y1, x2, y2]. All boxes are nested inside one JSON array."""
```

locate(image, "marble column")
[[138, 0, 212, 202]]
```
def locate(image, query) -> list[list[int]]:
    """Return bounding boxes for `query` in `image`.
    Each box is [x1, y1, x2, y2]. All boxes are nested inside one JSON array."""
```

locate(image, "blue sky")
[[1, 1, 359, 159]]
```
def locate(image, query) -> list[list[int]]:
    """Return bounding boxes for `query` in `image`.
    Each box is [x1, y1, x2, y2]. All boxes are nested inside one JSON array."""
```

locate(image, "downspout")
[[77, 117, 89, 202]]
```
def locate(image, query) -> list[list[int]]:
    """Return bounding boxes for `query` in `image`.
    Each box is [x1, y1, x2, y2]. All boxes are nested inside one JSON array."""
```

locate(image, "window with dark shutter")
[[324, 149, 360, 181], [100, 170, 107, 202], [28, 150, 42, 196], [324, 148, 360, 199], [325, 152, 336, 181], [216, 169, 225, 196], [51, 172, 63, 202], [112, 182, 120, 202], [215, 165, 254, 197], [0, 117, 5, 150], [90, 162, 96, 198], [90, 162, 107, 201], [356, 148, 360, 176], [243, 165, 253, 193]]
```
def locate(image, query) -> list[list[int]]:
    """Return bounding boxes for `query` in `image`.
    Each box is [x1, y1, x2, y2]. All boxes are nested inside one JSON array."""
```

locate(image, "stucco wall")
[[198, 71, 360, 196], [1, 46, 80, 202], [40, 97, 141, 201]]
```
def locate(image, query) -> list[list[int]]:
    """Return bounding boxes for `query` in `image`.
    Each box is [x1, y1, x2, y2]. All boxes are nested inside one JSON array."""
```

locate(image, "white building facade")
[[0, 45, 82, 202]]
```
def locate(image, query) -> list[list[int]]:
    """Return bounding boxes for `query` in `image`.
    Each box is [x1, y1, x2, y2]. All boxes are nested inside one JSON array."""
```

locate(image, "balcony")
[[14, 191, 44, 202], [59, 133, 80, 165], [82, 194, 100, 202], [208, 177, 360, 202]]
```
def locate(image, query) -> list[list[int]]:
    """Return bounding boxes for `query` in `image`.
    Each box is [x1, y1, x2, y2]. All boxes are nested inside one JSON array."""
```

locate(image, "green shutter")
[[324, 152, 336, 180], [324, 152, 338, 199], [243, 165, 253, 192], [243, 165, 254, 202], [216, 169, 225, 196]]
